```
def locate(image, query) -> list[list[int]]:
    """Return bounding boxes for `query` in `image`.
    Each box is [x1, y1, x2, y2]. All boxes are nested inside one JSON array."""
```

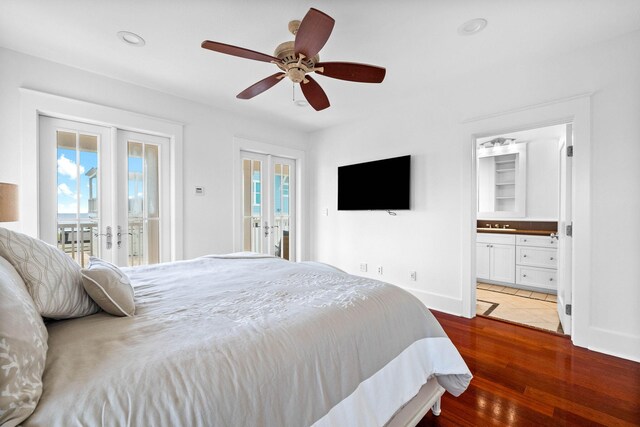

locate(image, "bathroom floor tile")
[[515, 289, 533, 298], [530, 292, 548, 300], [476, 284, 561, 334]]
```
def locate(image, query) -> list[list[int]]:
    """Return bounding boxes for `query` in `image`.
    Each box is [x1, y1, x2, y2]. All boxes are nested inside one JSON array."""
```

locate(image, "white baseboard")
[[589, 327, 640, 363], [402, 286, 463, 316]]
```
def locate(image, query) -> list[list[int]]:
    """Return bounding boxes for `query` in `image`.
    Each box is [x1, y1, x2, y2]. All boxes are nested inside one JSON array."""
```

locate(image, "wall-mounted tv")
[[338, 155, 411, 211]]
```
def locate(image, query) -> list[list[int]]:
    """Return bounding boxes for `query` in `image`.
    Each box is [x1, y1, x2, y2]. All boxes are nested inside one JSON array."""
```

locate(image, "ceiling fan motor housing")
[[274, 40, 319, 83]]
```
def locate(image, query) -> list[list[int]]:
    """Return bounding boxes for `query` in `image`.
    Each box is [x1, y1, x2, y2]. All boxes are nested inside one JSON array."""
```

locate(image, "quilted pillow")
[[81, 257, 135, 317], [0, 227, 99, 319], [0, 256, 48, 427]]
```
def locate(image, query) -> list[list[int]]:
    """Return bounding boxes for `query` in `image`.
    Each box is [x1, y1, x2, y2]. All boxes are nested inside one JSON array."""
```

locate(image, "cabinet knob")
[[550, 257, 554, 260], [523, 239, 527, 242], [549, 278, 553, 281], [523, 274, 527, 277], [523, 254, 527, 257]]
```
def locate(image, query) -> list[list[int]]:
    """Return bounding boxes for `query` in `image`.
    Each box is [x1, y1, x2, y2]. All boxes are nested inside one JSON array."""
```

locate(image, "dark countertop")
[[477, 228, 556, 236]]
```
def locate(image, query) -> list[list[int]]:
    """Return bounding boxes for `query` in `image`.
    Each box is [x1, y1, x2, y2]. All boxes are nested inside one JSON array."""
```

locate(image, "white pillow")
[[0, 227, 99, 319], [81, 257, 135, 317], [0, 256, 48, 427]]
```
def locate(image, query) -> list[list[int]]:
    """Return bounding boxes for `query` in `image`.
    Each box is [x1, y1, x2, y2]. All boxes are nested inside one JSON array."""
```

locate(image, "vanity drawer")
[[516, 266, 557, 290], [516, 234, 557, 248], [517, 246, 558, 268], [477, 233, 516, 245]]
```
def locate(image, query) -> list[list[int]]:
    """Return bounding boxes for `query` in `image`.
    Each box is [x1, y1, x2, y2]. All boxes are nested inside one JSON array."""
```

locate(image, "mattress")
[[24, 254, 471, 426]]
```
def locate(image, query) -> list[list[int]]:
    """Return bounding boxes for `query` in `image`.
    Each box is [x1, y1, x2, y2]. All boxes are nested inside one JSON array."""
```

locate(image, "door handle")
[[94, 226, 112, 249]]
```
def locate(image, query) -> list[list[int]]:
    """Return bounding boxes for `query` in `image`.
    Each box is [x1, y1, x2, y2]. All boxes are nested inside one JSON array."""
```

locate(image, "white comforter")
[[25, 255, 471, 426]]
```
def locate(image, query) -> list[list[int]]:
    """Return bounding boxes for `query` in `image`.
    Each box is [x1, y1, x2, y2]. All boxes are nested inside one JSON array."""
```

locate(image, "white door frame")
[[19, 88, 184, 261], [233, 137, 307, 261], [460, 93, 591, 349]]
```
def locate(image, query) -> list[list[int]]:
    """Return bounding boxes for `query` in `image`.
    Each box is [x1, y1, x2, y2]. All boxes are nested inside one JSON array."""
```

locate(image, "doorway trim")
[[233, 136, 307, 261], [460, 93, 591, 349], [19, 88, 184, 261]]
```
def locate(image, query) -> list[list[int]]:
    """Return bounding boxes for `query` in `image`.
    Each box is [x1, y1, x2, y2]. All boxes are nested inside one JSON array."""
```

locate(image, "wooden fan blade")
[[237, 73, 286, 99], [316, 62, 386, 83], [201, 40, 279, 63], [294, 8, 335, 58], [300, 75, 330, 111]]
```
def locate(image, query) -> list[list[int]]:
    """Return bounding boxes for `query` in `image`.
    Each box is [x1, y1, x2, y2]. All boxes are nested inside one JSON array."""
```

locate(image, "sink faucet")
[[485, 224, 492, 228]]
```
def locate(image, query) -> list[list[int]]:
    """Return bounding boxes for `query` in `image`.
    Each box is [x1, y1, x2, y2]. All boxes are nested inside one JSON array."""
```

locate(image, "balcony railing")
[[57, 219, 145, 267]]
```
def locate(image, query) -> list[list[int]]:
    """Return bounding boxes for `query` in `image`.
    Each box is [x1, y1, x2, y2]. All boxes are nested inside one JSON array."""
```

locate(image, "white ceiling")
[[1, 0, 639, 132]]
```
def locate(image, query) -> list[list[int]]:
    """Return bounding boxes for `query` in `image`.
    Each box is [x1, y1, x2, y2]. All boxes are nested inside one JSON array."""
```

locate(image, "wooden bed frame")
[[387, 378, 445, 427]]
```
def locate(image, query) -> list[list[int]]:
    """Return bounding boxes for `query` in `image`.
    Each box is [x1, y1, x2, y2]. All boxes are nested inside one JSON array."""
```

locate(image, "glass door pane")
[[127, 140, 160, 266], [273, 162, 291, 260], [55, 130, 100, 267], [242, 157, 263, 253]]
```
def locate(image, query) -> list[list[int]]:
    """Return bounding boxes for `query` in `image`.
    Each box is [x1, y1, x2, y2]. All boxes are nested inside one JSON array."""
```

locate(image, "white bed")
[[8, 253, 471, 426]]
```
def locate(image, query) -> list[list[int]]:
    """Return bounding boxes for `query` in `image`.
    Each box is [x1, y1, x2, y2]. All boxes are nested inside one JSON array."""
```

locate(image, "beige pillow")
[[0, 256, 48, 427], [0, 227, 99, 319], [81, 257, 135, 317]]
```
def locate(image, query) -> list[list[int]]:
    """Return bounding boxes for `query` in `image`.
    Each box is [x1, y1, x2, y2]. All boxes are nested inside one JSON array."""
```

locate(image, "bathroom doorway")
[[473, 123, 573, 334]]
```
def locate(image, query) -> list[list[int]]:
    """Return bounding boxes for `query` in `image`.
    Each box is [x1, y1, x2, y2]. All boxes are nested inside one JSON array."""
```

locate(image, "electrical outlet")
[[377, 266, 383, 275], [322, 208, 329, 216], [360, 263, 367, 272], [409, 271, 417, 281]]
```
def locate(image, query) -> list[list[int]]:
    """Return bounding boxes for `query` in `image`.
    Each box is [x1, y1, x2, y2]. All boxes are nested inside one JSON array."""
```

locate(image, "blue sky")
[[57, 146, 144, 216], [57, 147, 96, 215]]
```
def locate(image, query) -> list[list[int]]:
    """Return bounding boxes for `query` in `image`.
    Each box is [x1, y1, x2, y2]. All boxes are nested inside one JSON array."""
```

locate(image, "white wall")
[[309, 31, 640, 360], [0, 47, 308, 259]]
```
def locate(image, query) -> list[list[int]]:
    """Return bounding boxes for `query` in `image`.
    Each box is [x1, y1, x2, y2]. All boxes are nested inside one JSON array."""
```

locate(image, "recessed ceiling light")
[[458, 18, 488, 36], [294, 99, 309, 107], [117, 31, 145, 47]]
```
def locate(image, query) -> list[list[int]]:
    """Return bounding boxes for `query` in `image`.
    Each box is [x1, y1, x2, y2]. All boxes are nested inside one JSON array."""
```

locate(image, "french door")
[[241, 151, 295, 260], [39, 116, 171, 267]]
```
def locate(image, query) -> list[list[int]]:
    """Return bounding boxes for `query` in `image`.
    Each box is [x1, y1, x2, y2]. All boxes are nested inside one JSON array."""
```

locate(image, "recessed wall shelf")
[[478, 144, 527, 218]]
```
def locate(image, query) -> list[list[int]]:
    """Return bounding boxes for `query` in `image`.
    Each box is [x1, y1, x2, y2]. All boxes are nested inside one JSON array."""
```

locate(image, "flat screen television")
[[338, 155, 411, 210]]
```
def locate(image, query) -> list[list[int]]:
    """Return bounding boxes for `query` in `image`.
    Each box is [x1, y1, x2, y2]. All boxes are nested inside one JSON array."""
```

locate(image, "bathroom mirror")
[[477, 143, 527, 218]]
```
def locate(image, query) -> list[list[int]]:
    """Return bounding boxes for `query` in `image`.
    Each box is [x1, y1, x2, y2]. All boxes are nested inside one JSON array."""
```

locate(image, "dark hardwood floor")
[[418, 311, 640, 426]]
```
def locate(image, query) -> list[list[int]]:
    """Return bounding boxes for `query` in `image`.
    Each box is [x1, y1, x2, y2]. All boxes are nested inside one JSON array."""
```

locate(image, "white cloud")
[[57, 183, 77, 199], [57, 154, 85, 179]]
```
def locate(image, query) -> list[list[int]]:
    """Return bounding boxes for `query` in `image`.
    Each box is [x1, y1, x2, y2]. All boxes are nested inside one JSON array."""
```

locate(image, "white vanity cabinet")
[[477, 232, 558, 293], [476, 233, 515, 283], [515, 235, 558, 292]]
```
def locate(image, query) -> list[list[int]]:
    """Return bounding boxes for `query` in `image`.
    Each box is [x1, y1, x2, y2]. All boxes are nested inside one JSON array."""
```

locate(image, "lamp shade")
[[0, 183, 19, 222]]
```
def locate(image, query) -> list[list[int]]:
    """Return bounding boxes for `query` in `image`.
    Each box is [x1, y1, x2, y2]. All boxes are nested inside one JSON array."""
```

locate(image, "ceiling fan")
[[201, 8, 386, 111]]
